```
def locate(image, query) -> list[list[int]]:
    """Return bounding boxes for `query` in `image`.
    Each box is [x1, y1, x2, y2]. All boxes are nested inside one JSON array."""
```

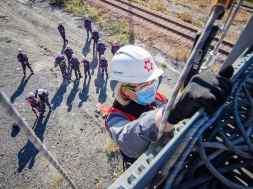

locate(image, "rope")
[[0, 90, 77, 189]]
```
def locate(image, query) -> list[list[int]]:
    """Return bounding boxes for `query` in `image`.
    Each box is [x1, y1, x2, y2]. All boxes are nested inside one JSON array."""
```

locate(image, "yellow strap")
[[210, 0, 234, 14]]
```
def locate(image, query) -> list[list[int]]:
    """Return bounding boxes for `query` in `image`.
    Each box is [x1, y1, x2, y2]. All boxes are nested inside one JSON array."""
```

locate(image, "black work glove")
[[168, 66, 234, 124]]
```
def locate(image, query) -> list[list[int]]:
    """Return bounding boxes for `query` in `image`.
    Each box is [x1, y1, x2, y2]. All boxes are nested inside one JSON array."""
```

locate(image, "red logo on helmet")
[[144, 60, 153, 72]]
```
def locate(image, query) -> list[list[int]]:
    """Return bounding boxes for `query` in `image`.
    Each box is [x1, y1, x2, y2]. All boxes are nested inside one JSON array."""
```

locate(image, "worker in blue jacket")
[[57, 21, 68, 44], [70, 54, 82, 80]]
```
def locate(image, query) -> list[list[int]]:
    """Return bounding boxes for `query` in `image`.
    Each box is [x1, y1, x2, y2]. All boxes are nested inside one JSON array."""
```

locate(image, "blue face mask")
[[134, 81, 157, 105]]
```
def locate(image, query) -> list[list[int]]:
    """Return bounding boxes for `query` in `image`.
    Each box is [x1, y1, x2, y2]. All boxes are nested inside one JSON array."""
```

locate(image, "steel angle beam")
[[222, 15, 253, 69]]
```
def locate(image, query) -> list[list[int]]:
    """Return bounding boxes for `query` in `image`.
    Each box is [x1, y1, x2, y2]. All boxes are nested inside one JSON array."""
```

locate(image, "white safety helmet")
[[85, 15, 89, 18], [72, 54, 77, 58], [66, 44, 70, 48], [98, 38, 102, 43], [113, 40, 117, 44], [27, 92, 35, 98], [111, 45, 163, 83], [81, 56, 86, 61], [58, 21, 62, 25], [38, 89, 44, 95], [57, 52, 62, 57], [93, 27, 97, 31], [101, 55, 105, 59], [18, 48, 22, 52]]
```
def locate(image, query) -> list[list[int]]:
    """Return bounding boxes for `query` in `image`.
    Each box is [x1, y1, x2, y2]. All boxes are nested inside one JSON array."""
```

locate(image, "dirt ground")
[[0, 0, 179, 188]]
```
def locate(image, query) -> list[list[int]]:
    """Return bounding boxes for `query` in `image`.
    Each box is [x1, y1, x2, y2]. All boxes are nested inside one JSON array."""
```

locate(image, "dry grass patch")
[[106, 139, 119, 158], [180, 12, 192, 23], [170, 48, 190, 62]]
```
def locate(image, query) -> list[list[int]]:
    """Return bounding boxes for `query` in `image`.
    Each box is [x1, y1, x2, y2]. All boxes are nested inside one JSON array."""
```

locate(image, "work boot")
[[23, 74, 26, 78], [31, 70, 34, 74], [79, 73, 82, 78], [49, 106, 52, 112]]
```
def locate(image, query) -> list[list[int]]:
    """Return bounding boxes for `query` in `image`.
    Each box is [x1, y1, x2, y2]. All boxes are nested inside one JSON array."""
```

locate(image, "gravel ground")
[[0, 0, 179, 188]]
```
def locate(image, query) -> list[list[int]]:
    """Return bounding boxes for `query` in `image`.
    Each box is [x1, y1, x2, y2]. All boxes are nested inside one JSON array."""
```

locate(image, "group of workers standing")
[[16, 13, 234, 173], [55, 15, 120, 81], [16, 15, 120, 119]]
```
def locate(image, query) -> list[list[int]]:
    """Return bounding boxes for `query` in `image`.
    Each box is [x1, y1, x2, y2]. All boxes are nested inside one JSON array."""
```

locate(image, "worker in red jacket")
[[97, 39, 106, 60], [64, 44, 73, 68], [92, 27, 100, 50], [26, 92, 43, 118], [99, 55, 108, 78], [35, 89, 51, 111], [17, 48, 34, 77], [84, 15, 92, 37], [111, 40, 120, 55]]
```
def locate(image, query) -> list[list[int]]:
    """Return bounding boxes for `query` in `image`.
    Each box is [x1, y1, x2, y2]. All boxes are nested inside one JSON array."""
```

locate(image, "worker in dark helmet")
[[92, 27, 100, 50], [105, 45, 233, 170], [84, 15, 92, 37], [111, 40, 120, 55], [81, 56, 91, 77], [99, 55, 108, 78], [54, 52, 67, 80], [97, 38, 106, 60], [70, 54, 82, 80], [57, 21, 68, 44], [64, 44, 73, 68], [35, 89, 52, 111], [26, 92, 44, 118], [17, 48, 34, 77]]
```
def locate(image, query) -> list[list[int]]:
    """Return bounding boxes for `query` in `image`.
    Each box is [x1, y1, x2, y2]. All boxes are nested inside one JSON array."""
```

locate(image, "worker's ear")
[[121, 86, 138, 100], [121, 86, 128, 95]]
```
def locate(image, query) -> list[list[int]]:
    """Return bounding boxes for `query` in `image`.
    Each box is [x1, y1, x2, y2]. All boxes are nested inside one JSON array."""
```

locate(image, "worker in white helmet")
[[104, 45, 233, 170], [26, 92, 43, 118], [99, 55, 108, 78], [17, 48, 34, 77], [64, 44, 74, 68], [96, 38, 106, 60], [57, 21, 68, 44], [111, 40, 120, 55], [92, 27, 100, 49], [84, 15, 92, 37], [35, 89, 52, 111], [81, 56, 91, 77], [70, 54, 82, 80], [54, 52, 67, 80]]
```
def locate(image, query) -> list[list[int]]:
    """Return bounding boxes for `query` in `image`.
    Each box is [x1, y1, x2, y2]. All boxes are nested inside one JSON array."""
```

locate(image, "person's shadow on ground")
[[78, 76, 91, 107], [98, 76, 108, 103], [90, 48, 98, 76], [10, 73, 33, 103], [94, 64, 103, 95], [67, 67, 72, 81], [67, 79, 80, 112], [61, 43, 66, 54], [51, 81, 68, 110], [110, 80, 118, 98], [17, 112, 51, 172], [82, 37, 92, 56]]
